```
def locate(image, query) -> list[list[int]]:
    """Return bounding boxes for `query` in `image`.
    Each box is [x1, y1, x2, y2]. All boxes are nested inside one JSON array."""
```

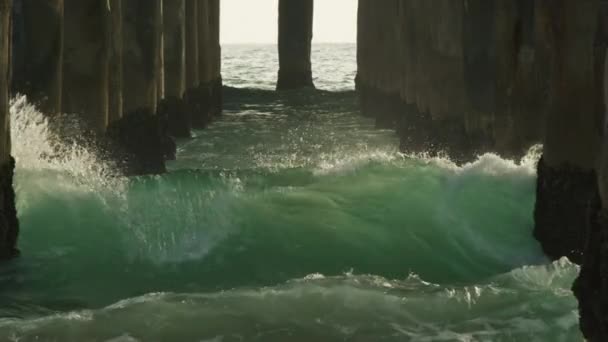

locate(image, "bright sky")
[[220, 0, 358, 44]]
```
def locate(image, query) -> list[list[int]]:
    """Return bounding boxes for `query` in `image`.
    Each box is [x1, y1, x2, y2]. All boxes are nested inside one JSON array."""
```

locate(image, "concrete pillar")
[[533, 0, 601, 264], [356, 0, 395, 122], [433, 0, 467, 120], [156, 0, 164, 103], [197, 0, 211, 88], [0, 0, 18, 260], [426, 0, 473, 161], [183, 0, 200, 131], [356, 0, 565, 164], [355, 0, 366, 92], [62, 0, 111, 132], [108, 0, 123, 124], [576, 14, 608, 334], [574, 1, 608, 328], [397, 0, 435, 153], [490, 1, 519, 154], [276, 0, 315, 90], [355, 0, 371, 116], [209, 0, 222, 117], [509, 0, 546, 151], [461, 1, 546, 158], [185, 0, 199, 90], [121, 0, 162, 115], [163, 0, 185, 100], [563, 2, 608, 340], [160, 0, 189, 137], [0, 0, 10, 160], [402, 0, 420, 106], [374, 0, 402, 129], [491, 1, 545, 157], [11, 0, 63, 115], [462, 0, 496, 116], [462, 0, 497, 150], [191, 0, 212, 128], [107, 0, 168, 175], [413, 0, 433, 116]]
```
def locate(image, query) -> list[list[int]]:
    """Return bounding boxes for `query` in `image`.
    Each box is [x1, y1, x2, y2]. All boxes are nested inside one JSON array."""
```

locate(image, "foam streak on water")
[[0, 45, 581, 341]]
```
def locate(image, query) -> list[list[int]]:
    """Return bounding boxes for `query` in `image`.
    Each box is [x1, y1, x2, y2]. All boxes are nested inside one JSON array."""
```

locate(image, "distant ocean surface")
[[0, 44, 581, 341], [222, 43, 357, 91]]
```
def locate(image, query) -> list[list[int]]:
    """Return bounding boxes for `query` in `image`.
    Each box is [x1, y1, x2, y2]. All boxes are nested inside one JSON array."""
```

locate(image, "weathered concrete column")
[[121, 0, 162, 115], [412, 0, 432, 116], [209, 0, 222, 117], [183, 0, 200, 131], [533, 0, 602, 264], [356, 0, 399, 124], [185, 0, 199, 90], [492, 1, 545, 157], [0, 0, 10, 164], [0, 0, 19, 260], [402, 1, 439, 153], [461, 1, 542, 159], [572, 3, 608, 341], [575, 144, 608, 341], [11, 0, 63, 115], [108, 0, 123, 124], [192, 0, 212, 128], [276, 0, 315, 90], [397, 0, 434, 153], [355, 0, 371, 115], [155, 0, 164, 103], [426, 0, 472, 161], [371, 0, 401, 129], [461, 0, 498, 154], [107, 0, 169, 175], [163, 0, 185, 100], [62, 0, 111, 132], [159, 0, 190, 137]]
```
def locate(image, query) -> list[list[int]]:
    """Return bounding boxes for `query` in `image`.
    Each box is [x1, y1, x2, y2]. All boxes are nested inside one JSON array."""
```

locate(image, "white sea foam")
[[0, 262, 581, 341], [10, 95, 126, 195], [420, 144, 542, 177]]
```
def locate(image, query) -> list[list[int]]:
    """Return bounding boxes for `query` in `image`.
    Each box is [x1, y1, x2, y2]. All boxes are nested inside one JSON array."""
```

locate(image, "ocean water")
[[0, 44, 582, 341]]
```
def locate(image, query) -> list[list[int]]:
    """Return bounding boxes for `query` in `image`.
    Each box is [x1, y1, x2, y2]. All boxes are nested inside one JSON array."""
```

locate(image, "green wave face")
[[0, 45, 582, 341], [12, 151, 541, 295]]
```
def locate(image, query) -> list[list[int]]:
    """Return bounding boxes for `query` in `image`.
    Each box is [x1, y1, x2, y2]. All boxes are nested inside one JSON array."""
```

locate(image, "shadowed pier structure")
[[356, 0, 608, 339], [4, 1, 608, 339], [9, 0, 223, 175], [161, 0, 189, 138], [11, 0, 64, 115], [63, 0, 111, 132], [276, 0, 315, 90], [0, 0, 18, 260]]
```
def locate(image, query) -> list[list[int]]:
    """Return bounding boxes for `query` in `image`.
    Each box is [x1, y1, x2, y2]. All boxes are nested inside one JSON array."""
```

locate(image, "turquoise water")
[[0, 44, 581, 341]]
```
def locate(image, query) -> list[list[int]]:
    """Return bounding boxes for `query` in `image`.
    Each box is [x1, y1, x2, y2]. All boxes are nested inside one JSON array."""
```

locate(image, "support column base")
[[157, 96, 191, 138], [573, 205, 608, 342], [106, 108, 174, 175], [534, 157, 599, 264], [276, 69, 315, 90], [359, 83, 488, 164], [398, 104, 437, 155], [432, 119, 483, 164], [357, 83, 401, 126], [210, 76, 223, 117], [0, 157, 19, 260], [185, 84, 212, 129]]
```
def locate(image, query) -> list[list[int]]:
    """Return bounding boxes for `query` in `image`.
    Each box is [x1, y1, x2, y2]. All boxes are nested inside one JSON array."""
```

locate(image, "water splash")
[[10, 95, 126, 195]]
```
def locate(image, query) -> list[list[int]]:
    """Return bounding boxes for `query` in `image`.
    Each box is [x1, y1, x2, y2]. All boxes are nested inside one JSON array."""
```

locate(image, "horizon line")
[[221, 41, 356, 45]]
